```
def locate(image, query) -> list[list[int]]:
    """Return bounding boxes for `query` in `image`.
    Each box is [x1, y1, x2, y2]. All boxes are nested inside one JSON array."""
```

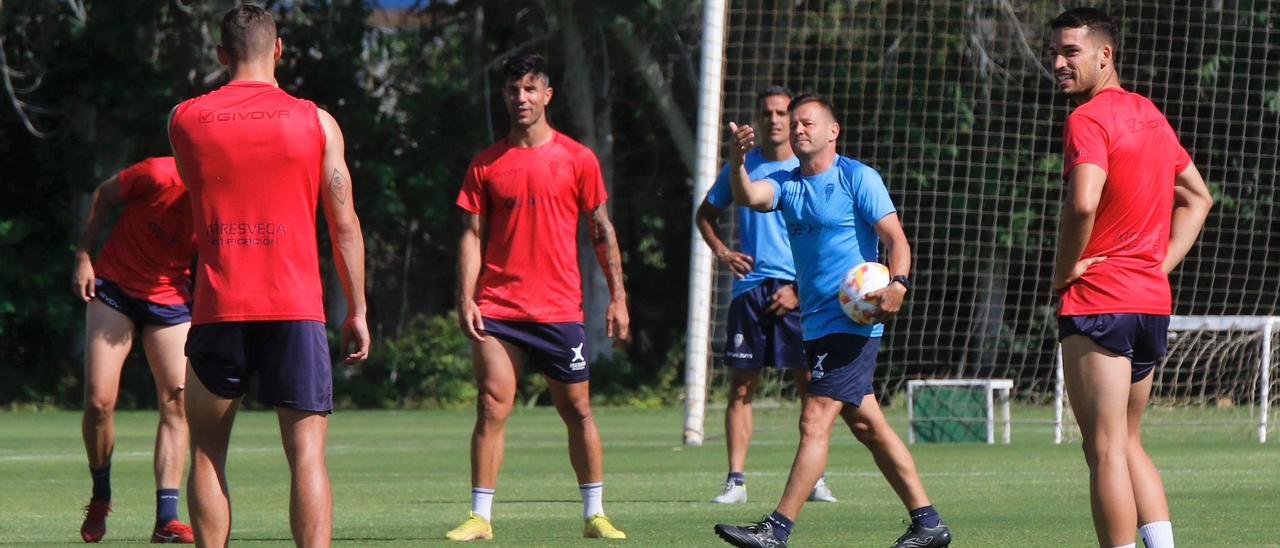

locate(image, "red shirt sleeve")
[[1172, 143, 1192, 174], [456, 159, 487, 215], [576, 148, 607, 212], [1062, 113, 1110, 180], [117, 159, 161, 201]]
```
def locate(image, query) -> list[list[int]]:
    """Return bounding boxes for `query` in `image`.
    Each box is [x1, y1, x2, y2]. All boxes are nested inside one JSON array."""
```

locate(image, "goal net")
[[687, 1, 1280, 443], [1057, 316, 1278, 443]]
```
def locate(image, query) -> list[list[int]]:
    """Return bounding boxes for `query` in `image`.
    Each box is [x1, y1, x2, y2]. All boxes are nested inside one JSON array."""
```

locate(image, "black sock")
[[90, 466, 111, 502], [156, 489, 180, 526], [909, 505, 941, 528], [727, 471, 745, 486], [766, 511, 794, 541]]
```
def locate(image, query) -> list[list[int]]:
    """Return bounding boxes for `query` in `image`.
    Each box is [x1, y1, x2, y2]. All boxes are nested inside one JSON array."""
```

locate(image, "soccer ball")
[[838, 262, 891, 325]]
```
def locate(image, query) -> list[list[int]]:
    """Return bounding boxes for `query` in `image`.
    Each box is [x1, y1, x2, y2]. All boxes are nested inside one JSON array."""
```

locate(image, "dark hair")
[[756, 85, 794, 110], [503, 53, 550, 85], [1051, 7, 1118, 47], [220, 4, 277, 62], [787, 93, 837, 121]]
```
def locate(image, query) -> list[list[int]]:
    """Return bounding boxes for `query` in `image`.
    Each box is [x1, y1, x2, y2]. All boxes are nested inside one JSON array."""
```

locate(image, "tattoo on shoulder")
[[329, 168, 348, 205]]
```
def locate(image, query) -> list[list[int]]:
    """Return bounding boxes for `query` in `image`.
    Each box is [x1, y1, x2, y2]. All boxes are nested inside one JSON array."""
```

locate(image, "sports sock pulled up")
[[90, 466, 111, 502], [156, 488, 180, 527], [471, 488, 494, 522], [909, 504, 941, 528], [1139, 521, 1174, 548], [580, 482, 604, 520], [766, 511, 793, 541]]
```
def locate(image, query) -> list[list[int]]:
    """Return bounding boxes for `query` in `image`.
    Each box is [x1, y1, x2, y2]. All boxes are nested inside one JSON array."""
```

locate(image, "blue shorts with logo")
[[482, 318, 589, 384], [723, 279, 804, 370], [94, 277, 191, 326], [802, 333, 881, 406], [1058, 314, 1170, 383], [186, 320, 333, 413]]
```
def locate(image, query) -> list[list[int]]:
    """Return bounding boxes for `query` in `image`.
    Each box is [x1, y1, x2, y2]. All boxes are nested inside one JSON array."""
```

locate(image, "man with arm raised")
[[714, 94, 950, 548]]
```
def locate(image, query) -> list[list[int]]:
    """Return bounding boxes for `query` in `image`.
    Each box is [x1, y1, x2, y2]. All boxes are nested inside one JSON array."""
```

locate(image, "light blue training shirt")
[[706, 148, 800, 298], [766, 155, 898, 340]]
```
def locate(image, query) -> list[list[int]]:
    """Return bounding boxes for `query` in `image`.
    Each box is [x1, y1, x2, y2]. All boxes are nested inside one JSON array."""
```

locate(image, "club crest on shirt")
[[824, 183, 835, 201], [733, 333, 744, 348]]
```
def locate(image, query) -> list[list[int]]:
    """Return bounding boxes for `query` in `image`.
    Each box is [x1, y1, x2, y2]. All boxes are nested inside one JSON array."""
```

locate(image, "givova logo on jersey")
[[198, 109, 291, 123]]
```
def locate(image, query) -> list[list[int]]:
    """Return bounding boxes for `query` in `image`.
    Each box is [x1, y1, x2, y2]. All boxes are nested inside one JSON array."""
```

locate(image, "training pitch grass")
[[1, 405, 1276, 546]]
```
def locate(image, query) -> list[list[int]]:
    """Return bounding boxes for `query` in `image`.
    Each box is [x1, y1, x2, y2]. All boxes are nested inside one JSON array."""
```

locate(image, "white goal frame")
[[682, 0, 728, 446], [907, 379, 1013, 445], [1054, 315, 1278, 444]]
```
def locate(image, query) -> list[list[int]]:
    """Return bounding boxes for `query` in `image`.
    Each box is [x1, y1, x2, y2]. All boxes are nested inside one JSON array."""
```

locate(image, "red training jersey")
[[456, 131, 608, 323], [94, 157, 196, 306], [1059, 87, 1192, 316], [169, 81, 327, 325]]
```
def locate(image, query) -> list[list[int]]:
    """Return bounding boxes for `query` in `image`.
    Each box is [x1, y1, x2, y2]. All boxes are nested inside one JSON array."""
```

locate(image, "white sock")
[[1140, 521, 1175, 548], [470, 488, 494, 522], [580, 482, 603, 520], [1113, 543, 1136, 548]]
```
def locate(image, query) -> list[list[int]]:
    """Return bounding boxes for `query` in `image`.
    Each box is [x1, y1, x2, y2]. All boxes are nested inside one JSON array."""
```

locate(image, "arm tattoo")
[[590, 207, 625, 297], [328, 168, 348, 205]]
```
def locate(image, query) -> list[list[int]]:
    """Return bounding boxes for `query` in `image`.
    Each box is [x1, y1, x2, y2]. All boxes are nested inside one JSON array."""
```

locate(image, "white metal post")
[[682, 0, 728, 447], [1001, 387, 1011, 444], [1261, 319, 1273, 443], [1054, 344, 1064, 444], [985, 385, 995, 444], [907, 382, 917, 444]]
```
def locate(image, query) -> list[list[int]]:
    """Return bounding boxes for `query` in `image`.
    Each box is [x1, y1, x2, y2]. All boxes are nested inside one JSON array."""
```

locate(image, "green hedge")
[[334, 313, 684, 409]]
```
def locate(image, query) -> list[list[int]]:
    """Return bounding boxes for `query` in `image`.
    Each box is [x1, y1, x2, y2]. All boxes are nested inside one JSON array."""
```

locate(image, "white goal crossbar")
[[1054, 315, 1278, 444]]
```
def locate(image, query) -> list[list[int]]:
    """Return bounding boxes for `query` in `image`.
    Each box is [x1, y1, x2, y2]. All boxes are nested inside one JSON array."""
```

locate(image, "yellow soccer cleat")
[[583, 513, 627, 540], [445, 512, 493, 541]]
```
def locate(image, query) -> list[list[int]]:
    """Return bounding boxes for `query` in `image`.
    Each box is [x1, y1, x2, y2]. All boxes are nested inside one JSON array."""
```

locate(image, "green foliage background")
[[1, 1, 1276, 408]]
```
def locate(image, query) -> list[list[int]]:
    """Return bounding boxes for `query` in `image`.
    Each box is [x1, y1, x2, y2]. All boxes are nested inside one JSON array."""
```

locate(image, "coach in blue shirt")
[[696, 86, 837, 506], [712, 95, 951, 548]]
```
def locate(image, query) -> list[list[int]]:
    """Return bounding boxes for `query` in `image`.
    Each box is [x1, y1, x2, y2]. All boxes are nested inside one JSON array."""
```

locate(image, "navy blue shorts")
[[482, 318, 589, 384], [802, 334, 881, 406], [186, 321, 333, 413], [723, 279, 804, 370], [94, 278, 191, 326], [1058, 314, 1170, 383]]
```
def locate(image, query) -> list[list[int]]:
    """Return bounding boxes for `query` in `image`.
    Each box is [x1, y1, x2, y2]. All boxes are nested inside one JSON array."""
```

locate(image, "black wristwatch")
[[890, 275, 912, 292]]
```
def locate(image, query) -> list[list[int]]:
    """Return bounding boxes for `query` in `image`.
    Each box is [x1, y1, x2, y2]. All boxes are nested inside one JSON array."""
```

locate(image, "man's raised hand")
[[728, 122, 755, 167]]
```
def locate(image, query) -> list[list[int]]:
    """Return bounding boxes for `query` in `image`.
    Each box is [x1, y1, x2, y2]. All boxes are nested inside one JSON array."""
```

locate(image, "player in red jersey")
[[71, 157, 196, 544], [168, 6, 368, 547], [448, 53, 629, 541], [1049, 8, 1213, 548]]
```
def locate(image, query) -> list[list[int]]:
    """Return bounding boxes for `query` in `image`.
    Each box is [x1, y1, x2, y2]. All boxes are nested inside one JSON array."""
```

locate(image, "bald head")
[[220, 4, 277, 64]]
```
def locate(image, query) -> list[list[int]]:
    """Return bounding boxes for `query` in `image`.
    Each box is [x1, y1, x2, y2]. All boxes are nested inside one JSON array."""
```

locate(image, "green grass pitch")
[[1, 405, 1276, 546]]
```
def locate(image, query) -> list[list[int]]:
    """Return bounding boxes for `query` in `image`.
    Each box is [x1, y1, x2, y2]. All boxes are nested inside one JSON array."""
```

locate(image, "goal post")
[[682, 0, 728, 447], [1055, 316, 1279, 444]]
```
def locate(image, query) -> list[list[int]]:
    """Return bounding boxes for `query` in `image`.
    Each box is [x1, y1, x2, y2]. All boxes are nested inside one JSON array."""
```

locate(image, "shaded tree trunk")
[[546, 0, 616, 360]]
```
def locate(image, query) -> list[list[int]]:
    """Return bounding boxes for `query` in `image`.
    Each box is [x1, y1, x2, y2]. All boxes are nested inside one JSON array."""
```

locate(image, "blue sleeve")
[[766, 174, 784, 211], [705, 163, 734, 208], [848, 163, 896, 224]]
